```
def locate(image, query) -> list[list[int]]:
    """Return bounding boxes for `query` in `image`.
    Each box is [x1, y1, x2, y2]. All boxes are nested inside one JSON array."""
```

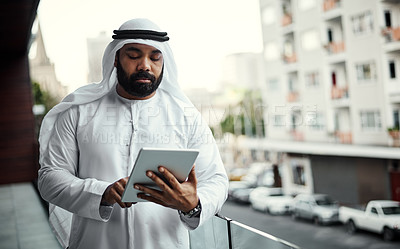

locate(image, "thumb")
[[187, 165, 197, 185]]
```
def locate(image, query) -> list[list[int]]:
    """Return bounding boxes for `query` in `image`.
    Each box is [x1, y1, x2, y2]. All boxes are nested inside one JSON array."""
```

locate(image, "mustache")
[[129, 70, 156, 83]]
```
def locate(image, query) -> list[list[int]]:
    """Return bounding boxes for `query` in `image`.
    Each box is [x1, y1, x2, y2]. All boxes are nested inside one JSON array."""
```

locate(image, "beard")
[[116, 59, 163, 98]]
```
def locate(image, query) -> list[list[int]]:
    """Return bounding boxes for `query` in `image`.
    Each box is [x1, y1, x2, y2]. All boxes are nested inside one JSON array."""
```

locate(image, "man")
[[38, 18, 228, 249]]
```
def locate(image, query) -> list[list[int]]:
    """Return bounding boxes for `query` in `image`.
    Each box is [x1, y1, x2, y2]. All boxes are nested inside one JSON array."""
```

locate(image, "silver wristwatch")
[[180, 201, 202, 218]]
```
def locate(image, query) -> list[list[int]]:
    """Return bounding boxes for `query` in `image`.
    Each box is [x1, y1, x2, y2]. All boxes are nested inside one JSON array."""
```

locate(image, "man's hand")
[[101, 177, 135, 208], [135, 165, 198, 212]]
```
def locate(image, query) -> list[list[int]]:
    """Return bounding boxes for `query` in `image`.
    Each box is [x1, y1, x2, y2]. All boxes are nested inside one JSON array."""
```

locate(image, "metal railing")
[[189, 214, 300, 249]]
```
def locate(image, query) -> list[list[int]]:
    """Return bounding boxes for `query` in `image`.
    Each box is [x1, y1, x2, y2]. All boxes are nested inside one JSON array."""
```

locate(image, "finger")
[[110, 188, 126, 208], [187, 165, 197, 185], [135, 184, 163, 200], [137, 193, 169, 208], [158, 166, 180, 189], [146, 170, 174, 193], [114, 181, 126, 196]]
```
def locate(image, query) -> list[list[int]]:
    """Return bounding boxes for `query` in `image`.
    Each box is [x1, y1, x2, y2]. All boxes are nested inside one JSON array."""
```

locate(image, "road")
[[220, 200, 400, 249]]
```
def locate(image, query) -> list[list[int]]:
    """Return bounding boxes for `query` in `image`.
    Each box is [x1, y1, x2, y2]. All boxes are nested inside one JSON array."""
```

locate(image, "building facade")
[[255, 0, 400, 204]]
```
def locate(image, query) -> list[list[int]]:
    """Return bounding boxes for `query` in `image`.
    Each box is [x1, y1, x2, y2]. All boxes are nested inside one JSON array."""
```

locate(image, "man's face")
[[115, 43, 164, 99]]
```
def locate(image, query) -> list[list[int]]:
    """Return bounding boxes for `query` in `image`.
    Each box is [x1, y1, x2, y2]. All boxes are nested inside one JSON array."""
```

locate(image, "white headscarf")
[[38, 18, 194, 247]]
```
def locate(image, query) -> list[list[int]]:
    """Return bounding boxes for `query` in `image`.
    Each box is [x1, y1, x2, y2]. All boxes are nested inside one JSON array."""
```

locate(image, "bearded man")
[[38, 18, 228, 249]]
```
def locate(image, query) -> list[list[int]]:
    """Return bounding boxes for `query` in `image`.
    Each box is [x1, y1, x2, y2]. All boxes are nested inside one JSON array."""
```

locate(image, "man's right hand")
[[101, 177, 135, 208]]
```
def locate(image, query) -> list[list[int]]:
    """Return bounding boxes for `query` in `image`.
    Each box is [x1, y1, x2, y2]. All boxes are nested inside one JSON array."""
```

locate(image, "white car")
[[249, 187, 293, 215]]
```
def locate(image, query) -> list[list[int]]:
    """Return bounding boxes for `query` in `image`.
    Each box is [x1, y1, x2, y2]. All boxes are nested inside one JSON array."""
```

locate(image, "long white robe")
[[38, 88, 228, 249]]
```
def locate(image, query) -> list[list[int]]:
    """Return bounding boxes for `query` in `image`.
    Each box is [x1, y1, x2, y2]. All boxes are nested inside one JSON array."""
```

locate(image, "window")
[[262, 6, 276, 26], [351, 11, 374, 36], [264, 42, 280, 61], [371, 207, 378, 214], [356, 61, 377, 82], [273, 115, 286, 127], [301, 29, 320, 51], [298, 0, 316, 11], [307, 112, 324, 130], [292, 163, 306, 186], [305, 71, 320, 87], [389, 60, 396, 79], [360, 110, 382, 131], [268, 78, 279, 91]]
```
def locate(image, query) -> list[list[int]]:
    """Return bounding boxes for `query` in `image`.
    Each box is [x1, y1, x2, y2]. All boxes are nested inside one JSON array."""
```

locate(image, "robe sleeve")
[[186, 113, 229, 229], [38, 107, 111, 222]]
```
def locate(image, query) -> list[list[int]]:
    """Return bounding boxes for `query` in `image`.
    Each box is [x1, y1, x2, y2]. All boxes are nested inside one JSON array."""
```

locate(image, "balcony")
[[323, 0, 340, 12], [381, 26, 400, 43], [282, 13, 293, 27], [283, 53, 297, 64], [324, 41, 345, 54], [331, 85, 348, 99], [290, 130, 304, 141], [335, 131, 352, 144], [287, 91, 299, 102]]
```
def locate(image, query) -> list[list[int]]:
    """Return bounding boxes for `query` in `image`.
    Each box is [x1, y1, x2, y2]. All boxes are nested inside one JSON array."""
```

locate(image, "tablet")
[[121, 147, 200, 202]]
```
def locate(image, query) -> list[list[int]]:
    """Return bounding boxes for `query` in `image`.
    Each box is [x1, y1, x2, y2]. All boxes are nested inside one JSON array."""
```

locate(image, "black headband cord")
[[112, 30, 169, 42]]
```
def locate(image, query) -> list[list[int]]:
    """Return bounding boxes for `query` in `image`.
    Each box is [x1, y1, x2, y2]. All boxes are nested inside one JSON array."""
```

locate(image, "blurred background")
[[1, 0, 400, 248]]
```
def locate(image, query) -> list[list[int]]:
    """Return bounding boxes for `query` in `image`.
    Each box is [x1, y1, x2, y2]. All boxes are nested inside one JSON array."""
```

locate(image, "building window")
[[393, 110, 399, 128], [305, 71, 320, 87], [360, 110, 382, 131], [262, 6, 276, 26], [273, 115, 286, 127], [301, 29, 320, 51], [389, 60, 396, 79], [264, 42, 280, 61], [351, 10, 374, 36], [356, 61, 376, 82], [298, 0, 316, 11], [291, 163, 306, 186], [307, 112, 324, 130], [268, 78, 280, 91]]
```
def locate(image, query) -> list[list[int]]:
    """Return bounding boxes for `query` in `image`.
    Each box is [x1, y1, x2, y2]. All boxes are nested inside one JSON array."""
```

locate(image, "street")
[[220, 200, 400, 249]]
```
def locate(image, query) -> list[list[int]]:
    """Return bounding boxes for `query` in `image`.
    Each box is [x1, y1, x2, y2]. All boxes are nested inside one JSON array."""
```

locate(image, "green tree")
[[32, 81, 58, 113]]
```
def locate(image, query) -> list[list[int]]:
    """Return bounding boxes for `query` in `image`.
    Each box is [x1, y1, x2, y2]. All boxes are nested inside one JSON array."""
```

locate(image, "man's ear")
[[114, 50, 120, 67]]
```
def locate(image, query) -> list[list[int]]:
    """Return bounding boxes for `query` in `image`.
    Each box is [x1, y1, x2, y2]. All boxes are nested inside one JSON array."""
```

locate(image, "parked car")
[[249, 187, 293, 215], [291, 193, 339, 225], [339, 200, 400, 241], [228, 181, 254, 203]]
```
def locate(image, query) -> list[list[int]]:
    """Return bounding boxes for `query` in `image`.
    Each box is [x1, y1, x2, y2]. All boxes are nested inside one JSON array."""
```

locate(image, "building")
[[29, 21, 68, 101], [86, 31, 111, 83], [254, 0, 400, 204]]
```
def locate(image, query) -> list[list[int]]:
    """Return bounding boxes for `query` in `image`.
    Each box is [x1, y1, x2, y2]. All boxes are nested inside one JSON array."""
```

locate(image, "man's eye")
[[128, 55, 139, 60], [151, 54, 162, 61]]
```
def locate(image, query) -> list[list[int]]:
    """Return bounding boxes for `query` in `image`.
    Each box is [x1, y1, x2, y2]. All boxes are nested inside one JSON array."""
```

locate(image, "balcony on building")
[[323, 0, 341, 12], [324, 41, 345, 55], [287, 91, 300, 102], [334, 130, 352, 144], [282, 35, 297, 64], [331, 85, 348, 99], [281, 0, 293, 27]]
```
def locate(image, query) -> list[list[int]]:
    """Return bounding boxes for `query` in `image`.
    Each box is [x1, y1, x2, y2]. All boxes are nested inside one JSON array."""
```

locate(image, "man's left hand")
[[134, 165, 198, 212]]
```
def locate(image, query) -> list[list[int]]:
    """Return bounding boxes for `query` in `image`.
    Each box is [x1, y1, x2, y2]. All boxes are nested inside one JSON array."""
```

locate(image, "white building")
[[254, 0, 400, 204], [87, 32, 111, 83], [29, 22, 68, 101]]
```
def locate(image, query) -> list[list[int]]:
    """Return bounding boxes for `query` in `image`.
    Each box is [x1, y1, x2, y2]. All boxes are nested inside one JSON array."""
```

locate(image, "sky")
[[36, 0, 264, 93]]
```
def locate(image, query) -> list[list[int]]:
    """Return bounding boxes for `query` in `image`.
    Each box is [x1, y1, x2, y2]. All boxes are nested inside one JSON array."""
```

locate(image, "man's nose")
[[137, 57, 151, 71]]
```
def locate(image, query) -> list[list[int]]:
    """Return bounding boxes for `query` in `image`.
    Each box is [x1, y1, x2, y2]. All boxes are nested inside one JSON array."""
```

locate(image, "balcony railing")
[[283, 53, 297, 64], [381, 26, 400, 42], [335, 131, 352, 144], [290, 130, 304, 141], [331, 85, 348, 100], [189, 214, 299, 249], [324, 41, 345, 54], [287, 91, 299, 102], [282, 13, 293, 26], [323, 0, 340, 12]]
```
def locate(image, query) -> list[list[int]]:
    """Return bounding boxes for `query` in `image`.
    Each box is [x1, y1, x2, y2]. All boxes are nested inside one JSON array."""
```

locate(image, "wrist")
[[180, 200, 201, 218]]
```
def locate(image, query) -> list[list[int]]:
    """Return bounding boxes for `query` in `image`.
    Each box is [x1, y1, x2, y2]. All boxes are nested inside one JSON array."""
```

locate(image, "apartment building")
[[254, 0, 400, 204]]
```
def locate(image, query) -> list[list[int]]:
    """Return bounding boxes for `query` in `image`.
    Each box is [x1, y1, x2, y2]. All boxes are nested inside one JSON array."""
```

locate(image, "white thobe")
[[38, 89, 228, 249]]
